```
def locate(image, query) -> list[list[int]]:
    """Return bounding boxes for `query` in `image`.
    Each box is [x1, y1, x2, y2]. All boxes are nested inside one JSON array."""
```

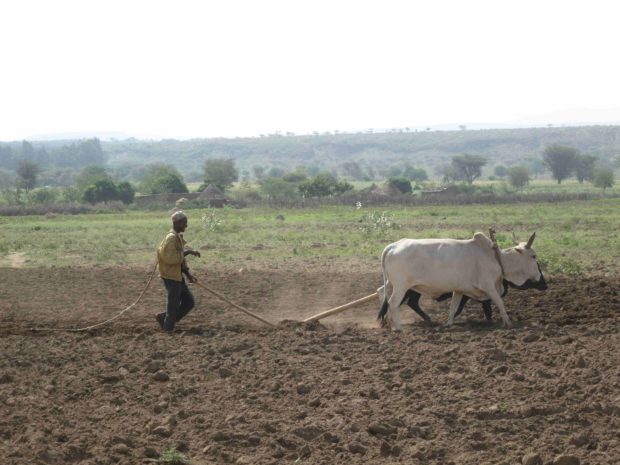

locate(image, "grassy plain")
[[1, 198, 618, 276]]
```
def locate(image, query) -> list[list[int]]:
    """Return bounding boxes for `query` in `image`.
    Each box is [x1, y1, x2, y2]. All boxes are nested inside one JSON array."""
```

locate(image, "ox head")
[[503, 232, 547, 291]]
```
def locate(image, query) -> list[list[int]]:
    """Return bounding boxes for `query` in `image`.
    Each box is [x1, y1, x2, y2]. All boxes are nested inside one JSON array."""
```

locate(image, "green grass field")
[[1, 198, 618, 276]]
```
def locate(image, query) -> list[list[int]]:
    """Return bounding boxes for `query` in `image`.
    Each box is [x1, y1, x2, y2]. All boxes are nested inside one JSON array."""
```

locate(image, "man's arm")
[[183, 248, 201, 258], [182, 263, 198, 283]]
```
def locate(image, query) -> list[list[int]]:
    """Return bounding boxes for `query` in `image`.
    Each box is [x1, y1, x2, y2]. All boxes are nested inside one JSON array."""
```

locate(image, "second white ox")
[[379, 232, 546, 331]]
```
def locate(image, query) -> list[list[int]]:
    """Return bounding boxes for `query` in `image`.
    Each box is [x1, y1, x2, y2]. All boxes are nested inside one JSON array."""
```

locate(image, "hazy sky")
[[2, 0, 620, 141]]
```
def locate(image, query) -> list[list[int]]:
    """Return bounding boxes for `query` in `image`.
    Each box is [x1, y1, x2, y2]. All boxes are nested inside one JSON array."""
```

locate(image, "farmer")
[[156, 210, 201, 332]]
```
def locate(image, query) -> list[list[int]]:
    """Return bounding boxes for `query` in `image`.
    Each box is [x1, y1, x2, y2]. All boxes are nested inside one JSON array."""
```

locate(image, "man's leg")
[[176, 279, 195, 322], [163, 279, 182, 331]]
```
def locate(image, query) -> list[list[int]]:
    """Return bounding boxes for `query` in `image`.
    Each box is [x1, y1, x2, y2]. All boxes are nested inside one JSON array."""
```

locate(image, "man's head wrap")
[[171, 210, 187, 223]]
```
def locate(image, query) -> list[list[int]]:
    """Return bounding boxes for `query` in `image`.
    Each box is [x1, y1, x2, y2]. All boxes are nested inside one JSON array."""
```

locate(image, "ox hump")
[[473, 232, 493, 248]]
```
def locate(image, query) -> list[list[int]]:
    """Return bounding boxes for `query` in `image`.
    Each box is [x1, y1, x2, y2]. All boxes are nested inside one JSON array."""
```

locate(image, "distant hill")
[[3, 125, 618, 183], [26, 131, 132, 142], [100, 125, 620, 181]]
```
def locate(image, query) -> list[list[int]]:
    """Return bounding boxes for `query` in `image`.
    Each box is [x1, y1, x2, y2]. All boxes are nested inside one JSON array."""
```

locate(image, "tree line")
[[1, 142, 616, 207]]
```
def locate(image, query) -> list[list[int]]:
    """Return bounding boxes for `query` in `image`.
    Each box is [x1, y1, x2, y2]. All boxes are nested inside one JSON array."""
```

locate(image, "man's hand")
[[184, 249, 201, 258], [186, 273, 198, 284]]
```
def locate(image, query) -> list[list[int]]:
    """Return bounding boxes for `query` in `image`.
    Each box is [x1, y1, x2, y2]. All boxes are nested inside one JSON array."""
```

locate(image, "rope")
[[29, 261, 158, 333], [488, 228, 505, 278]]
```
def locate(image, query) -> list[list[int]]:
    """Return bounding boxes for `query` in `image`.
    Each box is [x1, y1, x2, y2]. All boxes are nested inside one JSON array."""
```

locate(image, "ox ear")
[[511, 231, 519, 246], [525, 232, 536, 249]]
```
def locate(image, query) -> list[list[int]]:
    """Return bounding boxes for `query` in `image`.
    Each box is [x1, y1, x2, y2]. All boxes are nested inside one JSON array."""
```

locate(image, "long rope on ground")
[[29, 261, 158, 333], [191, 281, 275, 327]]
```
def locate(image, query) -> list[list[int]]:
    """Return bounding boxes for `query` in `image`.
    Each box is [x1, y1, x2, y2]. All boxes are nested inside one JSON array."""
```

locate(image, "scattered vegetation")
[[4, 200, 618, 278], [158, 444, 189, 465], [359, 210, 401, 236]]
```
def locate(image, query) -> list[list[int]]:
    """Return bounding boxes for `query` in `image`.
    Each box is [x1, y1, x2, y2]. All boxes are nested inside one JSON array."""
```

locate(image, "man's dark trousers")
[[162, 278, 195, 331]]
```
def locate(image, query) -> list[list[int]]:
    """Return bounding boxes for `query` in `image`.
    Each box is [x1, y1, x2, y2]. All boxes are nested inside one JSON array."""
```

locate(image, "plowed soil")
[[1, 265, 619, 465]]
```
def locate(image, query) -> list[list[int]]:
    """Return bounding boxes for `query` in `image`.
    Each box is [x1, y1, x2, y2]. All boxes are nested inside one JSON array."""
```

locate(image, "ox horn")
[[511, 232, 519, 245], [525, 232, 536, 249]]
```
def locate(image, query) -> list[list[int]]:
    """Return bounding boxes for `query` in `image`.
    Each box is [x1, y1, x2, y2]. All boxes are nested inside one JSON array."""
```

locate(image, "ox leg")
[[403, 290, 432, 323], [484, 288, 511, 328], [453, 295, 470, 319], [447, 292, 465, 326], [387, 287, 407, 332], [482, 300, 493, 321]]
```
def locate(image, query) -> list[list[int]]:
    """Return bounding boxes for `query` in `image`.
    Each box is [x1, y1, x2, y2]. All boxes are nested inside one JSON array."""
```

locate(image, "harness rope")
[[29, 261, 158, 333], [488, 228, 505, 278], [28, 263, 275, 332]]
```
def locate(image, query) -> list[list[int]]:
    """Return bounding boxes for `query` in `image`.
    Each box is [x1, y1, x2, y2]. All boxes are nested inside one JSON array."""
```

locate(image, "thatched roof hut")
[[197, 184, 229, 208]]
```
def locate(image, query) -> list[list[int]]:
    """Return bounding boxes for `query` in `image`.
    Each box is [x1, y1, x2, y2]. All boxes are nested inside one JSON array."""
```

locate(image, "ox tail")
[[377, 245, 391, 327]]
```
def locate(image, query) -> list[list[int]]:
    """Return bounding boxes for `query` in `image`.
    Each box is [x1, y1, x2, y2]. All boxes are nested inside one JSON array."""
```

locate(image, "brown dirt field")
[[0, 265, 619, 465]]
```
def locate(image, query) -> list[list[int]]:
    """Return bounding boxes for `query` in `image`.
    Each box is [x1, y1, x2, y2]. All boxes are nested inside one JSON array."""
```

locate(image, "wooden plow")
[[193, 282, 378, 327]]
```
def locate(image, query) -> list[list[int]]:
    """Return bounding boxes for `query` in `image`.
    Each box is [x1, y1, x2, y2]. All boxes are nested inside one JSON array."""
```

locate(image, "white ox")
[[378, 232, 546, 331]]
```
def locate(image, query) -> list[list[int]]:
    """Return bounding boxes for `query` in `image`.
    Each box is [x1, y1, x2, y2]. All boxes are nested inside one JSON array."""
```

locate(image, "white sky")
[[2, 0, 620, 141]]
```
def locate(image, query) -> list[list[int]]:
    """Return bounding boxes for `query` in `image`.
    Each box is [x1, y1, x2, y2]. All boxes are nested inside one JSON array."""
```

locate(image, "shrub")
[[28, 187, 60, 204], [148, 174, 188, 194], [116, 181, 136, 204], [360, 211, 401, 235], [83, 179, 119, 204], [298, 173, 353, 198], [158, 444, 189, 465], [388, 177, 412, 194]]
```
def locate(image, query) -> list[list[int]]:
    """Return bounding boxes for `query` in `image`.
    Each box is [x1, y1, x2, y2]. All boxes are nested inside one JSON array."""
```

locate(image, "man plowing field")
[[156, 211, 201, 332]]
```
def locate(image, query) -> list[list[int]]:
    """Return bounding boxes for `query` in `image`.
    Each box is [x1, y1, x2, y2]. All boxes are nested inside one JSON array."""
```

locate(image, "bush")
[[148, 174, 188, 194], [116, 181, 136, 204], [298, 173, 353, 198], [83, 179, 119, 204], [260, 177, 299, 199], [28, 187, 59, 204], [139, 164, 185, 193], [360, 211, 401, 236], [203, 158, 239, 190], [388, 177, 412, 194]]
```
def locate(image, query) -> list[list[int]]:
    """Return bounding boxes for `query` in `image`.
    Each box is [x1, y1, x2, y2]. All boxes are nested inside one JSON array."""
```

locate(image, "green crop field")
[[1, 198, 618, 277]]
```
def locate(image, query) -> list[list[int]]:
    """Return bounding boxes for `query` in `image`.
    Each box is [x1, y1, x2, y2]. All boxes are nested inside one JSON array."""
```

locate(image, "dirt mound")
[[0, 267, 618, 464]]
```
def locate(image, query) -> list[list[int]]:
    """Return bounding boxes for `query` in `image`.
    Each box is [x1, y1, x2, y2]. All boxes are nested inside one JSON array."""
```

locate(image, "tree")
[[78, 138, 106, 166], [0, 168, 14, 189], [494, 165, 508, 178], [203, 158, 239, 190], [403, 165, 428, 182], [29, 187, 59, 204], [507, 165, 531, 191], [387, 166, 402, 177], [341, 161, 365, 180], [388, 177, 412, 194], [281, 170, 307, 183], [298, 173, 353, 198], [593, 168, 614, 193], [149, 174, 188, 194], [259, 177, 299, 199], [267, 166, 286, 178], [21, 140, 35, 159], [139, 163, 183, 194], [252, 165, 266, 180], [542, 145, 578, 184], [0, 144, 16, 170], [17, 160, 40, 192], [116, 181, 136, 204], [450, 154, 487, 184], [573, 154, 597, 183], [76, 165, 110, 193], [83, 179, 119, 204]]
